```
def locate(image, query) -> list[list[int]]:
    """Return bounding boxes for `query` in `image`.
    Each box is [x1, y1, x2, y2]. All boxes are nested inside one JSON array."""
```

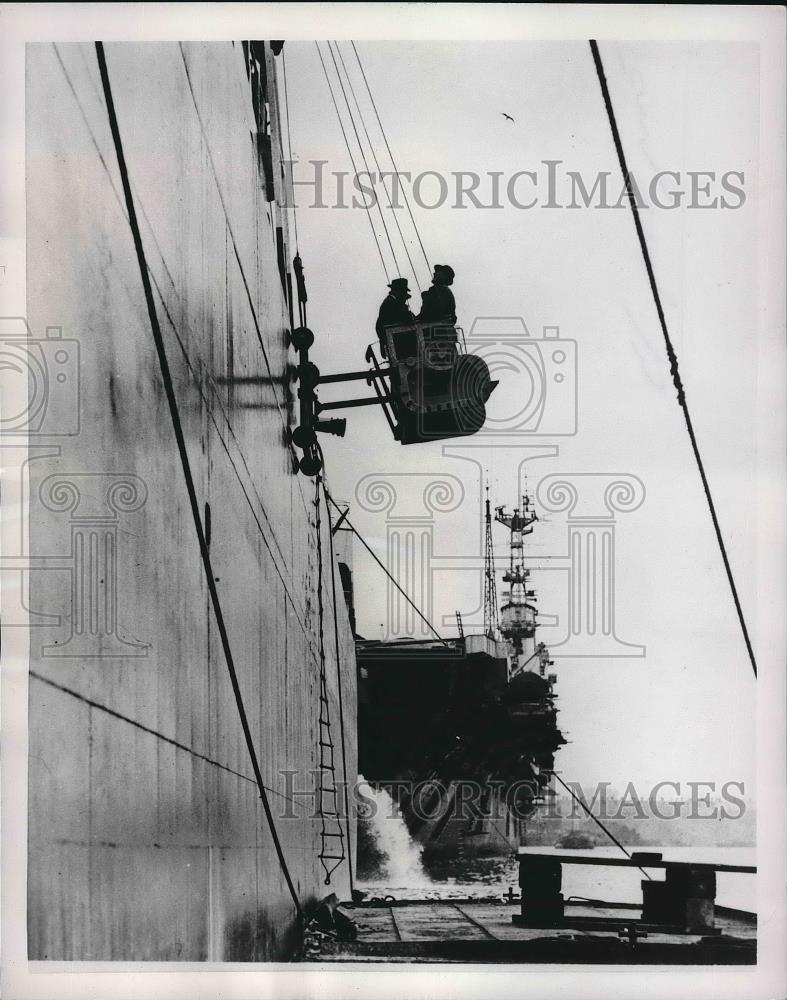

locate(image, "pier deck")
[[310, 899, 756, 963]]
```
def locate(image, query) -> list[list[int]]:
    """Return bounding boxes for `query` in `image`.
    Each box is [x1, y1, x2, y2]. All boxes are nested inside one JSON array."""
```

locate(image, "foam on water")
[[357, 776, 429, 889]]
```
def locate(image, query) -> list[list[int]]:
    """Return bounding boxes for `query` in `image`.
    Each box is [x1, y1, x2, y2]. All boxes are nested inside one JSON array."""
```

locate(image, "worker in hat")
[[417, 265, 457, 326], [376, 277, 416, 356]]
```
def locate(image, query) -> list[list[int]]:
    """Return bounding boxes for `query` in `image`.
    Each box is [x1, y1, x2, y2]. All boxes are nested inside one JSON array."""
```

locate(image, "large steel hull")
[[25, 41, 356, 961]]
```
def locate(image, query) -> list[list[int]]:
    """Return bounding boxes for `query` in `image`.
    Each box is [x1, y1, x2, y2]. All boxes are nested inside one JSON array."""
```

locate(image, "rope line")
[[548, 770, 653, 881], [334, 41, 421, 291], [324, 489, 449, 647], [351, 40, 431, 279], [589, 39, 757, 679], [95, 41, 303, 918], [315, 41, 390, 281], [327, 41, 400, 276]]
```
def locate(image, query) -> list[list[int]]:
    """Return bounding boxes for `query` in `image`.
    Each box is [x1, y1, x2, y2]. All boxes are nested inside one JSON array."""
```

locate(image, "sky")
[[281, 39, 764, 793]]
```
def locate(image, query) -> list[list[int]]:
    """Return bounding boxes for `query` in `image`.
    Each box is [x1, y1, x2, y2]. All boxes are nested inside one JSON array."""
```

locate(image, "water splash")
[[357, 776, 427, 888]]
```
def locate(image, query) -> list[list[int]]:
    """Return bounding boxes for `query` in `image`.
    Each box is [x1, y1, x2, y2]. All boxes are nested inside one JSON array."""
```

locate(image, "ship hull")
[[25, 41, 356, 961], [405, 782, 522, 860], [357, 636, 562, 867]]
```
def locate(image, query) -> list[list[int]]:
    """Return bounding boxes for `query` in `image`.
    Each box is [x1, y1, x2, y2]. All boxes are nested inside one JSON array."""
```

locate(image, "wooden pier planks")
[[313, 900, 756, 963]]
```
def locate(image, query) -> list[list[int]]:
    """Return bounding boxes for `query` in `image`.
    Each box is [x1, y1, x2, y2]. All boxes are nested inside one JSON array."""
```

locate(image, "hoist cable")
[[315, 41, 390, 281], [589, 39, 757, 679], [324, 489, 449, 647], [327, 41, 400, 277], [351, 40, 432, 279], [95, 41, 303, 918], [334, 41, 421, 292]]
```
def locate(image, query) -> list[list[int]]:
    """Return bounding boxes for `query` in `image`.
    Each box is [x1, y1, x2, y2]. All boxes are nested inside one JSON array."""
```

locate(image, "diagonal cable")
[[315, 41, 389, 281], [327, 40, 400, 276], [95, 41, 302, 917], [590, 39, 757, 679], [548, 770, 653, 880], [351, 40, 431, 280], [324, 489, 449, 647], [334, 41, 420, 291]]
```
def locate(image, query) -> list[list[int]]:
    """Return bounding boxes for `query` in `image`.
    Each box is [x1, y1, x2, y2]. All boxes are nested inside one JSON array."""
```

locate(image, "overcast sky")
[[283, 39, 762, 791]]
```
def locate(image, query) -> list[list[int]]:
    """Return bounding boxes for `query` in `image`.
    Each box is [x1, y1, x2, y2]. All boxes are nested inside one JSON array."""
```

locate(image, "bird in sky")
[[501, 112, 515, 123]]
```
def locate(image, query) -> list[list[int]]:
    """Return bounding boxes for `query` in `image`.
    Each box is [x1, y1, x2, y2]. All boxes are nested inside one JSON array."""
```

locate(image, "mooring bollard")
[[641, 864, 717, 933], [514, 855, 564, 926]]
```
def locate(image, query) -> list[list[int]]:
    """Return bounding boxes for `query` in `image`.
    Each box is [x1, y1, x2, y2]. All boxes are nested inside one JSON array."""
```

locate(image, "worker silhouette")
[[375, 277, 416, 355], [417, 264, 457, 326]]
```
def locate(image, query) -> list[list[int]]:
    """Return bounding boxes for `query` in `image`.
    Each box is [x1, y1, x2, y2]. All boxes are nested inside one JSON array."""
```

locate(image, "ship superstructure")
[[357, 487, 564, 861], [495, 494, 554, 682]]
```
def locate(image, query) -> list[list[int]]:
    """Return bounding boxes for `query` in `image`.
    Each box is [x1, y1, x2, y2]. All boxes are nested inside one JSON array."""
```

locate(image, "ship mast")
[[482, 486, 499, 639], [494, 489, 545, 675]]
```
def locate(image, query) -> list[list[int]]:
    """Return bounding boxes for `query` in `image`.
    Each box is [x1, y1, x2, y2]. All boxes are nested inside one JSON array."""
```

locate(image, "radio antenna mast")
[[483, 485, 499, 639]]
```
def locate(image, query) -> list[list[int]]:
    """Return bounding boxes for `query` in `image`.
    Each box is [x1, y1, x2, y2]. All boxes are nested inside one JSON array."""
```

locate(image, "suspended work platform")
[[290, 322, 498, 474]]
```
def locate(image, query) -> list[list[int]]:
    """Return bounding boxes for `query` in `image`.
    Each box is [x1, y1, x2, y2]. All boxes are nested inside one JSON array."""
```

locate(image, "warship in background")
[[357, 489, 565, 862]]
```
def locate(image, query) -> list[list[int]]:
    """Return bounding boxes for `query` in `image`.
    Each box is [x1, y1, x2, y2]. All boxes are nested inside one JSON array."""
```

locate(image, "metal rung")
[[318, 854, 346, 861], [322, 830, 345, 837]]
